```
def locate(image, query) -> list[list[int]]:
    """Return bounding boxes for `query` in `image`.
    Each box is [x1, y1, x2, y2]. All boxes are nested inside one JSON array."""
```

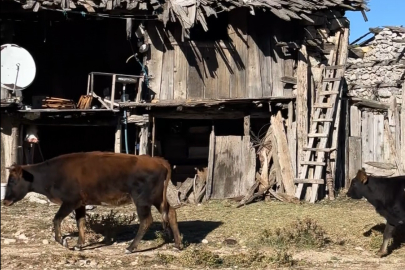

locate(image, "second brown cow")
[[3, 152, 182, 253]]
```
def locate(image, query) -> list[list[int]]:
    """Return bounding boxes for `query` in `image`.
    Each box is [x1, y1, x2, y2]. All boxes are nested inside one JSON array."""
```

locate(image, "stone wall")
[[345, 27, 405, 104]]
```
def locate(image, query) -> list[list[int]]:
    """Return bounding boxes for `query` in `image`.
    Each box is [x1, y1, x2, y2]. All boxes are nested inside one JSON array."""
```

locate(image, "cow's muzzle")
[[3, 200, 14, 206]]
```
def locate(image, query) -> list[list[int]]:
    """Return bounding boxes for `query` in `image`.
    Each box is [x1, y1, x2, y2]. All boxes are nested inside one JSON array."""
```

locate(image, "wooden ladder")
[[295, 28, 349, 203]]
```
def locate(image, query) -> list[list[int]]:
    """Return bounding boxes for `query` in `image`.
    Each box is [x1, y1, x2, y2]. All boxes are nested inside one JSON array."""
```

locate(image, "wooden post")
[[287, 101, 297, 177], [206, 125, 215, 199], [244, 115, 250, 136], [139, 115, 150, 155], [350, 105, 361, 137], [114, 119, 122, 153], [111, 74, 116, 110], [151, 116, 156, 157], [1, 116, 19, 182], [296, 45, 308, 173]]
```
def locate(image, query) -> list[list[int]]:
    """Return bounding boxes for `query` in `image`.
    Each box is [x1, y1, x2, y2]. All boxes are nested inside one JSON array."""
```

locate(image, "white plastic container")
[[1, 183, 7, 200]]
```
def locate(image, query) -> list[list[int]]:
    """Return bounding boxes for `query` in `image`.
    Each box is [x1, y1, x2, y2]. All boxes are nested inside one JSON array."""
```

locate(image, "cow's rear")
[[3, 152, 182, 253]]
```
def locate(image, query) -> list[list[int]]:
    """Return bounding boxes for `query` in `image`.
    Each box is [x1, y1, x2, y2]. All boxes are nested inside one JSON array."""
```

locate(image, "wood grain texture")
[[187, 45, 205, 99], [174, 44, 188, 100], [146, 22, 164, 100]]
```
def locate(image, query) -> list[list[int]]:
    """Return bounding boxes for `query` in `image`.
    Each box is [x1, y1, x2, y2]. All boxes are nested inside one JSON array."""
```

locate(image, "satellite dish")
[[1, 44, 36, 91]]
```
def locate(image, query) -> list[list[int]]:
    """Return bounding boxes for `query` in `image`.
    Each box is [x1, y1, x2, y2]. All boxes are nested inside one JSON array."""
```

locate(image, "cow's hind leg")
[[154, 202, 173, 243], [54, 203, 77, 248], [167, 206, 183, 250], [73, 206, 86, 251], [125, 205, 153, 254], [377, 223, 395, 257]]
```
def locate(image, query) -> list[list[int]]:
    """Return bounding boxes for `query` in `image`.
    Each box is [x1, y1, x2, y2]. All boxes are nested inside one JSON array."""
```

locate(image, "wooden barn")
[[1, 0, 368, 204]]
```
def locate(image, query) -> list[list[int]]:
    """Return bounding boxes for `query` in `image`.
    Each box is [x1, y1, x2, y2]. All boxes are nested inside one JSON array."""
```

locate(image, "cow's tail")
[[162, 160, 171, 224]]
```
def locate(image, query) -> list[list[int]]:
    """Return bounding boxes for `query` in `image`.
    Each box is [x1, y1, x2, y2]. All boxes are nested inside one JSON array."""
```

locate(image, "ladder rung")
[[313, 103, 332, 108], [294, 179, 325, 184], [312, 118, 334, 122], [324, 65, 345, 70], [303, 147, 335, 152], [323, 77, 342, 82], [319, 91, 340, 96], [300, 161, 326, 166], [308, 133, 328, 138]]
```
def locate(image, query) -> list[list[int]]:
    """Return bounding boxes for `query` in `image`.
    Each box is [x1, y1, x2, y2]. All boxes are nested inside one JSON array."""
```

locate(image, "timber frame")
[[1, 0, 369, 203]]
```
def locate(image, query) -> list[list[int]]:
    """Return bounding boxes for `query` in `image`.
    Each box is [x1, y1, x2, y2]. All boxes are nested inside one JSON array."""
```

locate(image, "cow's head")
[[347, 168, 368, 200], [3, 164, 34, 206]]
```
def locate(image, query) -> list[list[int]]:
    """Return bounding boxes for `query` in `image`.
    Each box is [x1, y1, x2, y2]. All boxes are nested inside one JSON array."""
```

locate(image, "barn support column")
[[1, 115, 20, 182], [138, 114, 150, 155]]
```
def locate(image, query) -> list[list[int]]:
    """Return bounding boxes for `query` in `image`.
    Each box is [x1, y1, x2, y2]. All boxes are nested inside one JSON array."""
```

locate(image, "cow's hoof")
[[125, 249, 133, 254], [377, 250, 388, 257], [73, 245, 82, 251], [62, 238, 70, 248]]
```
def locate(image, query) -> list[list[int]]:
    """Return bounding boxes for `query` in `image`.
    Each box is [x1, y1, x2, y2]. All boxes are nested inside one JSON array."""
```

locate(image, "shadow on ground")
[[66, 220, 223, 251], [363, 223, 405, 255]]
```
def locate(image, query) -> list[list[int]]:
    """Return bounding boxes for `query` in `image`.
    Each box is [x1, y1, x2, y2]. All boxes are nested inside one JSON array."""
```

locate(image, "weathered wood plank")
[[401, 83, 405, 172], [247, 17, 262, 98], [361, 111, 374, 164], [187, 45, 205, 99], [146, 22, 164, 100], [160, 46, 174, 100], [228, 10, 247, 98], [174, 45, 188, 100], [240, 136, 256, 196], [202, 47, 218, 99], [258, 26, 272, 97], [216, 46, 231, 99], [271, 111, 295, 196], [139, 116, 149, 155], [271, 27, 285, 96], [296, 44, 308, 173], [1, 116, 19, 183], [374, 114, 384, 162], [348, 136, 362, 185], [350, 105, 361, 137], [206, 126, 215, 199]]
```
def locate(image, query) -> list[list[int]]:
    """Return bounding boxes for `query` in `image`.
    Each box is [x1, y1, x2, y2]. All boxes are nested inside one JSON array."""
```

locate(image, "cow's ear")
[[22, 169, 34, 182], [356, 169, 368, 184]]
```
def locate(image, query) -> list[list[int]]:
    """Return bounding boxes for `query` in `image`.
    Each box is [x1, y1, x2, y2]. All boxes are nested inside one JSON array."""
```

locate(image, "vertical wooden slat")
[[139, 115, 150, 155], [246, 16, 262, 98], [217, 45, 231, 99], [146, 22, 164, 100], [350, 105, 361, 137], [259, 29, 272, 97], [187, 45, 205, 99], [270, 27, 285, 96], [240, 136, 256, 195], [348, 136, 362, 184], [374, 114, 384, 162], [160, 47, 174, 100], [202, 47, 218, 99], [228, 9, 247, 98], [114, 120, 121, 153], [206, 126, 215, 199], [361, 111, 374, 164], [174, 45, 187, 100]]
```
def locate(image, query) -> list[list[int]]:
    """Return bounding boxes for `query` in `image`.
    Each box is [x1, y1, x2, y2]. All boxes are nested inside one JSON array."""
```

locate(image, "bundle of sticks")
[[42, 97, 76, 109]]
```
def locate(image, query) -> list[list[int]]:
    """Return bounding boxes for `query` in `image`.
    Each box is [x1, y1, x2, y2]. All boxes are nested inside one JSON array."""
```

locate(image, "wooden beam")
[[296, 44, 309, 172], [348, 136, 362, 187], [151, 116, 156, 157], [401, 83, 405, 173], [281, 76, 297, 85]]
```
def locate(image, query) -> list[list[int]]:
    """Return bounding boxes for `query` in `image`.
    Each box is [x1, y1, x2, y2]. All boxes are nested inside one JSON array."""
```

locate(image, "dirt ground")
[[1, 193, 405, 270]]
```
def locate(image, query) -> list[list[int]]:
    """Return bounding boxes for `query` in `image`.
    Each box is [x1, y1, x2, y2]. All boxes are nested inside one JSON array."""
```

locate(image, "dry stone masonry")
[[345, 26, 405, 104]]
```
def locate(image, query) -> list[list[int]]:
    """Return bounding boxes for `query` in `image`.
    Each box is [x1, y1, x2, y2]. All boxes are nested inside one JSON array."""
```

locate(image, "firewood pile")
[[236, 111, 300, 208], [166, 167, 208, 208], [42, 97, 76, 109]]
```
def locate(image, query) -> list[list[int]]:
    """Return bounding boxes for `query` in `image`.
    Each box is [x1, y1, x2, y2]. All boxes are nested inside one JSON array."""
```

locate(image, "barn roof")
[[5, 0, 369, 31]]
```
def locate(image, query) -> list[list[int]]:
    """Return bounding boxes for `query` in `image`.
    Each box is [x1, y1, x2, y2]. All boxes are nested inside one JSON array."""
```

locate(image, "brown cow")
[[3, 152, 182, 253]]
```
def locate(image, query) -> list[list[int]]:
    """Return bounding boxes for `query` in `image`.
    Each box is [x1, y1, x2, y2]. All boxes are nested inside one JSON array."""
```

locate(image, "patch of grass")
[[260, 217, 328, 249], [222, 249, 295, 268], [178, 248, 223, 267]]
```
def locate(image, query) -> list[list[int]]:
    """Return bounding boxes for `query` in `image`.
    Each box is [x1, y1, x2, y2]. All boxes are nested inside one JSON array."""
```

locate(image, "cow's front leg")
[[377, 222, 395, 257], [53, 203, 77, 249], [125, 205, 153, 254], [73, 206, 86, 251]]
